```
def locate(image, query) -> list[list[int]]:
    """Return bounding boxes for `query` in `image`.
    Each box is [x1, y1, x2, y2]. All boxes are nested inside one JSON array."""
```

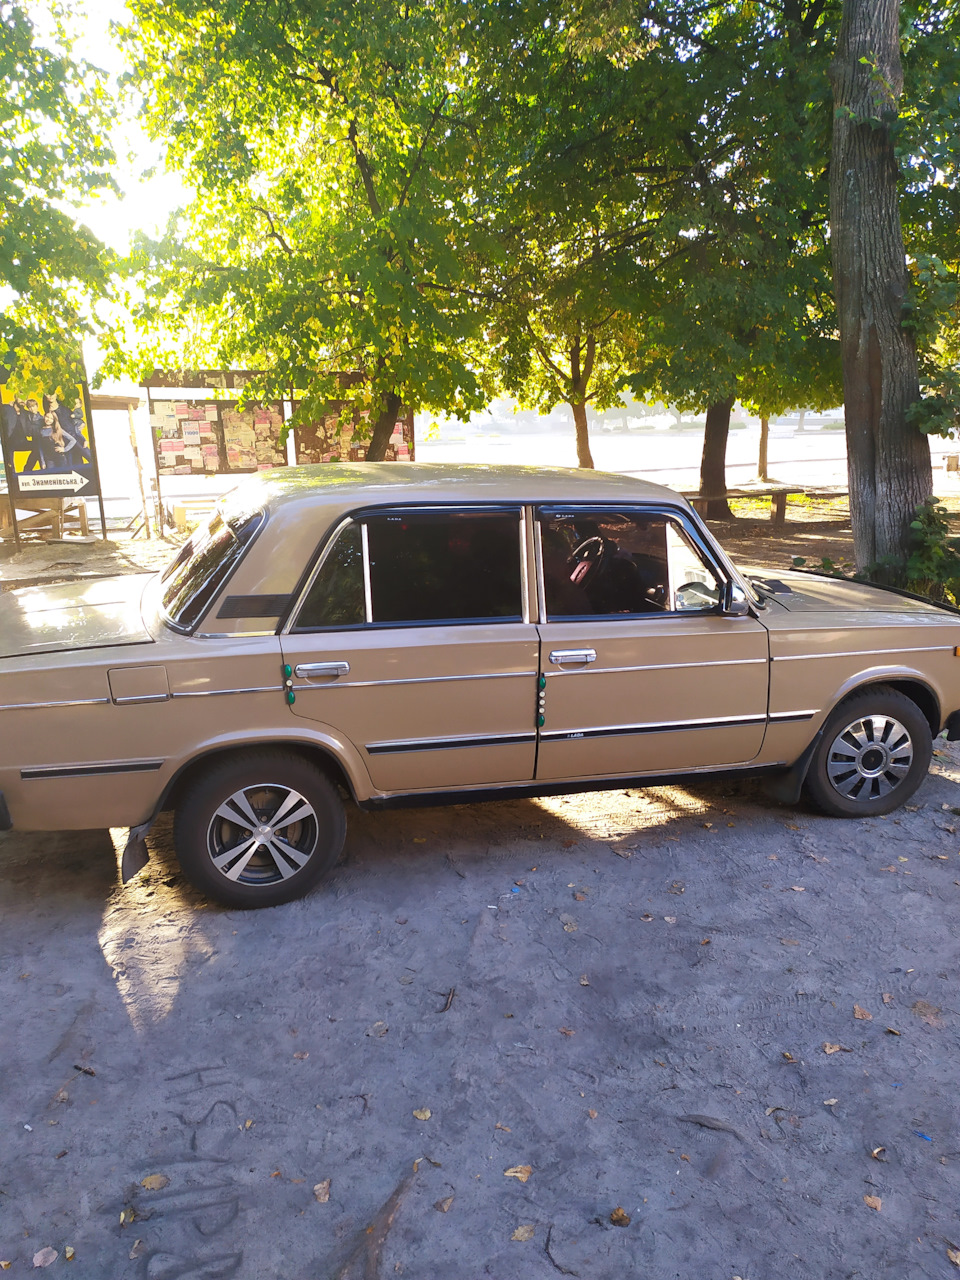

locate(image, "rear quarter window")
[[162, 510, 264, 632]]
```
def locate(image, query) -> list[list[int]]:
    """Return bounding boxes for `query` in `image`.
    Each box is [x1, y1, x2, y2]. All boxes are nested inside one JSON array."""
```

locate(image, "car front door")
[[280, 506, 540, 793], [534, 506, 770, 782]]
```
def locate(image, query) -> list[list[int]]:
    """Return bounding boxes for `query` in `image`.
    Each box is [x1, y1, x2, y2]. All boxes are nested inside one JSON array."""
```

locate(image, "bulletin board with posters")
[[292, 403, 414, 464], [150, 399, 287, 476], [0, 379, 102, 500]]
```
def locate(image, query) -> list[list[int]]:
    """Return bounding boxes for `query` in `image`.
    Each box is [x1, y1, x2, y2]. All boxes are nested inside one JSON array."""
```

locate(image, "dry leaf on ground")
[[511, 1224, 536, 1241], [32, 1249, 58, 1268], [413, 1108, 432, 1121], [947, 1246, 960, 1266], [559, 1026, 575, 1036], [610, 1207, 631, 1227], [871, 1147, 886, 1160], [495, 1122, 511, 1132], [434, 1196, 454, 1213], [913, 1000, 942, 1026], [313, 1180, 331, 1203], [504, 1165, 532, 1183], [365, 1022, 388, 1038], [140, 1174, 169, 1191], [63, 1247, 75, 1261], [854, 1005, 873, 1021], [863, 1195, 882, 1211], [579, 975, 590, 985], [882, 993, 894, 1004], [588, 1109, 598, 1119], [293, 1050, 310, 1059], [823, 1043, 849, 1054]]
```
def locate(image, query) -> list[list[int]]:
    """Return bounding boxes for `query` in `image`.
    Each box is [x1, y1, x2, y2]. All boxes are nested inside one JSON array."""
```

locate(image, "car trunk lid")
[[0, 573, 155, 658]]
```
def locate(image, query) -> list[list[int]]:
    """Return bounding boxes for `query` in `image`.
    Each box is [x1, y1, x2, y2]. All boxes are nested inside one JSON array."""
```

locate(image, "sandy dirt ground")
[[4, 503, 960, 1277], [3, 747, 960, 1278]]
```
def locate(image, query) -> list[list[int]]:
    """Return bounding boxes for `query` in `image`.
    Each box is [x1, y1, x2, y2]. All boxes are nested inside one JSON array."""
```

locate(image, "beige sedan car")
[[2, 464, 958, 907]]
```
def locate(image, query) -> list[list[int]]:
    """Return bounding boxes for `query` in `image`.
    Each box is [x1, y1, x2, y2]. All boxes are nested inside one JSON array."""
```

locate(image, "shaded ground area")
[[3, 748, 960, 1277]]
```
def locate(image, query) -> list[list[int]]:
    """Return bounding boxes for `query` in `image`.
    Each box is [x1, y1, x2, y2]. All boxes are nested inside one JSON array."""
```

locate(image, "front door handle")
[[548, 649, 597, 665], [294, 661, 350, 678]]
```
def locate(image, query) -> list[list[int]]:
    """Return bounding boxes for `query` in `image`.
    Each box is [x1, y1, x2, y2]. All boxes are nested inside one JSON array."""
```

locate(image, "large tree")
[[109, 0, 491, 456], [829, 0, 932, 569], [0, 1, 114, 385]]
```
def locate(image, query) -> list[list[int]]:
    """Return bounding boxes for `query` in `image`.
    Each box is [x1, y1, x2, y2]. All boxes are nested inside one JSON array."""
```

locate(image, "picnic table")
[[681, 484, 847, 529]]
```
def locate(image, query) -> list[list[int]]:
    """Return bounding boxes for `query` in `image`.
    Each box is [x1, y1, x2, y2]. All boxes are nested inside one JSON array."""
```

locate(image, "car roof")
[[229, 462, 688, 514]]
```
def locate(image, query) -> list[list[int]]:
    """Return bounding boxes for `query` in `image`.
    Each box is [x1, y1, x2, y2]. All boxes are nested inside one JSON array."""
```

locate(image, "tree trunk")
[[758, 415, 770, 482], [829, 0, 931, 570], [699, 396, 735, 519], [796, 408, 806, 432], [366, 390, 404, 460], [571, 400, 595, 468]]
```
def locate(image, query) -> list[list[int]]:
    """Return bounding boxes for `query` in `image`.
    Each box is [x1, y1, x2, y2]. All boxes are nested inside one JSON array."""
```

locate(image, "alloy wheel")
[[206, 784, 319, 884]]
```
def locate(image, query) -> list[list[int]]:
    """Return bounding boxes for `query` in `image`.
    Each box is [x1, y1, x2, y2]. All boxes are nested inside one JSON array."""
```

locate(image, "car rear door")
[[280, 506, 539, 793], [533, 505, 770, 782]]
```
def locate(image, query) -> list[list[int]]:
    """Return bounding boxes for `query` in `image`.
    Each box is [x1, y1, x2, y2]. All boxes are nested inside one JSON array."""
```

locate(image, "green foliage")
[[795, 499, 960, 604], [0, 1, 115, 386], [104, 0, 493, 439]]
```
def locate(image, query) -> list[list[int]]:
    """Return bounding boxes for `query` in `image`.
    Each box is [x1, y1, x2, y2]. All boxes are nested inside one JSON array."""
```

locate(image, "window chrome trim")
[[361, 520, 373, 624], [282, 516, 358, 635], [533, 503, 734, 623]]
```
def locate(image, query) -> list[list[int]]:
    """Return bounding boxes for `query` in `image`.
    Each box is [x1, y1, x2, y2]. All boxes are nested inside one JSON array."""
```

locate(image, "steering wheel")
[[569, 536, 608, 587]]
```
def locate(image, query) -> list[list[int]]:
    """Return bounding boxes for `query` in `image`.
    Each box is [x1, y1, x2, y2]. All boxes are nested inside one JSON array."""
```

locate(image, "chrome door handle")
[[294, 661, 350, 678], [548, 649, 597, 665]]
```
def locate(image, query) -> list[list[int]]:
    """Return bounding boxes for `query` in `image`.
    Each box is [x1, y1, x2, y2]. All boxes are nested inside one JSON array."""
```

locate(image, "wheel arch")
[[831, 673, 941, 738], [160, 739, 362, 816]]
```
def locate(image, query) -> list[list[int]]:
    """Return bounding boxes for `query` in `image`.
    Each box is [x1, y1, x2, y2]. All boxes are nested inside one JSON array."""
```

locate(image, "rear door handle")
[[294, 661, 350, 678], [548, 649, 597, 665]]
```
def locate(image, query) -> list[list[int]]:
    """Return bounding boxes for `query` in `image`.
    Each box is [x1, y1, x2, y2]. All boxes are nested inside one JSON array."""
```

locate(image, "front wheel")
[[173, 750, 346, 908], [803, 686, 932, 818]]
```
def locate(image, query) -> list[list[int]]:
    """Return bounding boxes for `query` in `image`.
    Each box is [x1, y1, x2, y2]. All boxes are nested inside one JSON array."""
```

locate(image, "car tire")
[[803, 685, 933, 818], [173, 750, 346, 908]]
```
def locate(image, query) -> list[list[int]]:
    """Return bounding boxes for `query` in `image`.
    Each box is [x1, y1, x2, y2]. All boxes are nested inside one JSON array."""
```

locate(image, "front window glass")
[[161, 509, 263, 631], [367, 510, 522, 623], [294, 522, 365, 630], [539, 510, 721, 618]]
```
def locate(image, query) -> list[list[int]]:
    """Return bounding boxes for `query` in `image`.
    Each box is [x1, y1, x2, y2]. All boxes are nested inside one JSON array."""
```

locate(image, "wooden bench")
[[0, 495, 90, 541], [682, 485, 806, 528]]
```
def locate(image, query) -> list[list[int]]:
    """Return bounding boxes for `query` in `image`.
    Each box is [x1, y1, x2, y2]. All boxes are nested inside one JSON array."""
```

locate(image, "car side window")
[[294, 521, 365, 630], [366, 510, 522, 624], [539, 510, 722, 619]]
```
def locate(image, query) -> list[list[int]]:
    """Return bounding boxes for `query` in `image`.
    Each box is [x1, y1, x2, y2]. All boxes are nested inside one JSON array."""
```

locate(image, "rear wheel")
[[804, 686, 932, 818], [174, 751, 346, 908]]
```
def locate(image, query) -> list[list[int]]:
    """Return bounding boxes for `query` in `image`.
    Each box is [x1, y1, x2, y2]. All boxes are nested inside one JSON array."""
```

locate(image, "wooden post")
[[127, 403, 152, 539]]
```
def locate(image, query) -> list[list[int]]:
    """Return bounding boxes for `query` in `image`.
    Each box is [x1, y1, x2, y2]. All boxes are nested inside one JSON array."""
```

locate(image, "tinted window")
[[367, 511, 522, 623], [161, 510, 263, 631], [295, 522, 365, 629], [539, 510, 720, 618]]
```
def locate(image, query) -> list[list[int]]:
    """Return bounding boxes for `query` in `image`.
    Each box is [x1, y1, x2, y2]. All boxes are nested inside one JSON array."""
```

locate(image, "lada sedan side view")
[[2, 463, 958, 908]]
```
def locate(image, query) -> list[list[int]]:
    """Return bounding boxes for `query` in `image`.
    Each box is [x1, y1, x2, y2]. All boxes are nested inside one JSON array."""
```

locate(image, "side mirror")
[[723, 582, 751, 616]]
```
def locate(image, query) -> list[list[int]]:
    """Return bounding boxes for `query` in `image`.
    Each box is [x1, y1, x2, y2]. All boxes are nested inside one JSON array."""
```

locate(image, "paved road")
[[418, 424, 960, 493], [4, 747, 960, 1277]]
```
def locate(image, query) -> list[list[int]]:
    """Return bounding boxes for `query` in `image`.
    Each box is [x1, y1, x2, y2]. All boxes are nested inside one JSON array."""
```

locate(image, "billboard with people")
[[0, 381, 101, 499]]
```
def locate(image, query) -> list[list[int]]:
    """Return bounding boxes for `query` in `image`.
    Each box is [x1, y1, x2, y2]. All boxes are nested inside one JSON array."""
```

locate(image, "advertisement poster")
[[150, 400, 286, 476], [293, 404, 414, 463], [0, 381, 101, 499]]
